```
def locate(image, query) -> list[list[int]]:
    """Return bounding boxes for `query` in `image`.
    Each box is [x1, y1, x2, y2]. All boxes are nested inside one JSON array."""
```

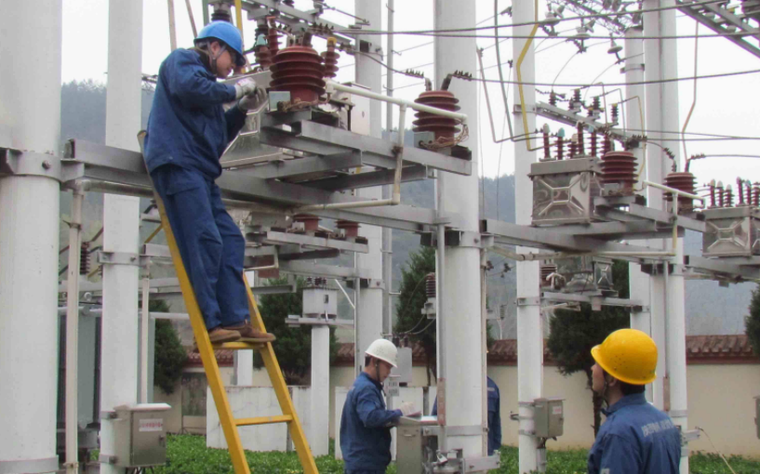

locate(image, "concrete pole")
[[511, 2, 542, 472], [623, 27, 654, 403], [310, 326, 330, 456], [659, 3, 689, 472], [382, 0, 395, 338], [355, 0, 384, 365], [100, 1, 143, 473], [0, 2, 61, 473], [643, 0, 667, 411], [434, 0, 485, 462]]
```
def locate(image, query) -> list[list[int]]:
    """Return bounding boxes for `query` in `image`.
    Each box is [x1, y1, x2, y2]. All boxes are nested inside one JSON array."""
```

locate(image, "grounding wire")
[[350, 31, 758, 40], [335, 0, 723, 35]]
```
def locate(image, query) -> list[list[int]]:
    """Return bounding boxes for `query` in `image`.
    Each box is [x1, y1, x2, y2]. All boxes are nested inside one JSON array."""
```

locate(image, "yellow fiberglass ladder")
[[138, 132, 318, 474]]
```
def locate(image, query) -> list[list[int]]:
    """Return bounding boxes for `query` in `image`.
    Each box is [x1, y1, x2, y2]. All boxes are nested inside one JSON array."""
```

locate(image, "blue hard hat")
[[195, 21, 245, 66]]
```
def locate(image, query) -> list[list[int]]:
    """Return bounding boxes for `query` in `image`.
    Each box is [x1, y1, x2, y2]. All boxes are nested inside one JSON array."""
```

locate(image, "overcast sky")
[[62, 0, 760, 191]]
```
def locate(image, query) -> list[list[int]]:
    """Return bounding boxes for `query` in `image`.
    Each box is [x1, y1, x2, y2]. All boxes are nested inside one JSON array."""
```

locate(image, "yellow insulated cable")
[[516, 0, 540, 152], [235, 0, 245, 46]]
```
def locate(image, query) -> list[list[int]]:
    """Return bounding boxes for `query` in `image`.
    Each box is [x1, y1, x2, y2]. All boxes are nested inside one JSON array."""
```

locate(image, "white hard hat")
[[365, 339, 398, 368]]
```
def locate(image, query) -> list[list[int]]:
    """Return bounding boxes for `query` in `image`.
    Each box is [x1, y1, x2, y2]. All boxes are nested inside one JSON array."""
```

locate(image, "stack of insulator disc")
[[255, 46, 273, 70], [336, 220, 360, 238], [425, 272, 436, 298], [267, 26, 280, 56], [412, 90, 460, 139], [540, 263, 557, 287], [321, 46, 339, 79], [80, 241, 90, 275], [293, 213, 320, 232], [600, 151, 637, 195], [270, 45, 326, 103], [664, 172, 697, 212]]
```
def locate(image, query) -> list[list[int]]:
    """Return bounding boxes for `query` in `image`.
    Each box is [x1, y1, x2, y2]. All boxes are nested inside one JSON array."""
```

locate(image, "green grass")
[[142, 434, 760, 473]]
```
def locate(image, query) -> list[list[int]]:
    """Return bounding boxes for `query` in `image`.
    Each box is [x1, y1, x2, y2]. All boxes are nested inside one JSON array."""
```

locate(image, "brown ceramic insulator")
[[568, 141, 577, 158], [543, 132, 551, 160], [336, 220, 360, 238], [601, 151, 638, 194], [556, 136, 564, 160], [590, 131, 598, 157], [725, 187, 734, 208], [576, 123, 585, 156], [293, 214, 320, 232], [413, 90, 461, 139], [754, 184, 760, 207], [664, 172, 697, 212], [709, 184, 717, 207], [255, 45, 273, 69], [270, 45, 326, 103], [80, 241, 90, 275], [266, 17, 280, 56], [540, 263, 557, 288], [603, 135, 613, 155], [321, 38, 339, 79], [737, 178, 745, 205], [425, 273, 436, 298]]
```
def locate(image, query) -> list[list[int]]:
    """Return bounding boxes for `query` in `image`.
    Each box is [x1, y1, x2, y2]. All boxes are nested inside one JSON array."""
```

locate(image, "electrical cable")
[[342, 31, 757, 40], [696, 426, 738, 474], [336, 1, 723, 35], [681, 22, 700, 163], [456, 67, 760, 88], [396, 273, 435, 335]]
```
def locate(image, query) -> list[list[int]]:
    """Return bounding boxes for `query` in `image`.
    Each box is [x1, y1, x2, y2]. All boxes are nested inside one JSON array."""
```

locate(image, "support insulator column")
[[310, 325, 330, 455]]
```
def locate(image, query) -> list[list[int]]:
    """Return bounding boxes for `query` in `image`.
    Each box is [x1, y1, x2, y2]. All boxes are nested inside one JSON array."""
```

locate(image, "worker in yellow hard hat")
[[587, 329, 681, 474]]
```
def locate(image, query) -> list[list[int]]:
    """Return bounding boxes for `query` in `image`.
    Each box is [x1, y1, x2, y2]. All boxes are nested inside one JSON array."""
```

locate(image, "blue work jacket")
[[143, 48, 247, 179], [588, 393, 682, 474], [340, 372, 402, 471], [431, 376, 502, 455]]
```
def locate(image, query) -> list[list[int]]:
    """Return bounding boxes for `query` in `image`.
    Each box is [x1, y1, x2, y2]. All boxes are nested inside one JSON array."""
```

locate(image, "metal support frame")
[[676, 0, 760, 59], [246, 229, 369, 253], [533, 102, 635, 144]]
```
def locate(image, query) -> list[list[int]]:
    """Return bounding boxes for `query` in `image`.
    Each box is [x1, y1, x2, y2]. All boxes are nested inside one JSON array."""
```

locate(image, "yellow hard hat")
[[591, 329, 657, 385]]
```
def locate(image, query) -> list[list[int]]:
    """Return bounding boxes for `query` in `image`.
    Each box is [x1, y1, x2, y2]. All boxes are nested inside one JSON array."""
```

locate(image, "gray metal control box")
[[302, 287, 338, 318], [533, 398, 564, 438], [702, 207, 760, 258], [112, 403, 171, 468], [396, 416, 439, 474], [529, 157, 603, 226]]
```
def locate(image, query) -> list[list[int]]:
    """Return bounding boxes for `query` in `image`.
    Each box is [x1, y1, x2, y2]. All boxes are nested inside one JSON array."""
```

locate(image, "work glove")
[[399, 402, 419, 417], [234, 77, 257, 99], [238, 86, 267, 112]]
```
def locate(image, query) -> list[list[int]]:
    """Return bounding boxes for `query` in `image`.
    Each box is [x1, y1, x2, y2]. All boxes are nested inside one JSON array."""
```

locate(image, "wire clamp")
[[97, 251, 146, 267]]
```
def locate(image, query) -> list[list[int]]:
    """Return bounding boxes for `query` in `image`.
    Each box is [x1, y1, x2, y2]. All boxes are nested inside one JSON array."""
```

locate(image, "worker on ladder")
[[143, 20, 274, 344], [587, 329, 681, 474], [340, 339, 419, 474]]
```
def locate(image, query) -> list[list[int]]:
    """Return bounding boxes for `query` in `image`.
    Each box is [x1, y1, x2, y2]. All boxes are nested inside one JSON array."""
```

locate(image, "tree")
[[255, 277, 338, 385], [745, 284, 760, 357], [153, 299, 187, 395], [394, 246, 437, 385], [546, 260, 631, 436]]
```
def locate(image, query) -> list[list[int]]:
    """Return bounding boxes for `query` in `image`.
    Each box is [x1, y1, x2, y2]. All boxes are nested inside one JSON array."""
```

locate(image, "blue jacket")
[[143, 48, 247, 179], [340, 372, 402, 471], [588, 393, 681, 474], [431, 376, 502, 455]]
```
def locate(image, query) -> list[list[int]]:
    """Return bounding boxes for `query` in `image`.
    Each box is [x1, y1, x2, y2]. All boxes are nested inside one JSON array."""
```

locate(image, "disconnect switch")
[[533, 398, 565, 438]]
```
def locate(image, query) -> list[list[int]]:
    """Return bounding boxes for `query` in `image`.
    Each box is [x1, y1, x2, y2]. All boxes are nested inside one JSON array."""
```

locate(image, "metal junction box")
[[112, 403, 171, 468], [391, 347, 413, 385], [702, 207, 760, 258], [529, 157, 603, 226], [302, 287, 338, 318], [554, 256, 614, 294], [533, 398, 564, 438], [396, 416, 440, 473]]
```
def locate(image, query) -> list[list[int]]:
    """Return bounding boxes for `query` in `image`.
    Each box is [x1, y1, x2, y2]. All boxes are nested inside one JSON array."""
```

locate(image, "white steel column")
[[624, 27, 654, 403], [643, 1, 667, 411], [511, 2, 542, 472], [100, 1, 143, 473], [382, 0, 395, 337], [310, 326, 330, 456], [434, 0, 485, 462], [660, 3, 689, 472], [0, 3, 62, 472], [355, 0, 384, 365], [234, 271, 255, 386]]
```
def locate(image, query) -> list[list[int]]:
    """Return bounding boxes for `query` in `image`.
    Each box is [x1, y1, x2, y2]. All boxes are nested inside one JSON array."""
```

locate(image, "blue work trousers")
[[151, 164, 248, 330]]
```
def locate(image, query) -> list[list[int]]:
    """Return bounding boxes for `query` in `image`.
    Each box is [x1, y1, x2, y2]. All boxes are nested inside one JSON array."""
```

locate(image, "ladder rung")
[[212, 341, 267, 350], [235, 415, 293, 427]]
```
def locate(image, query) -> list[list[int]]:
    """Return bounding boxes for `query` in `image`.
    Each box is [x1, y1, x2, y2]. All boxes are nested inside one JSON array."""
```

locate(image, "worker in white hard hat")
[[340, 339, 419, 474], [588, 329, 681, 474]]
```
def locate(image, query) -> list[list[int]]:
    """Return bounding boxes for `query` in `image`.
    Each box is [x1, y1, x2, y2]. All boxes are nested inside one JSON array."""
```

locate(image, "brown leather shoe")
[[222, 320, 276, 343], [208, 326, 242, 344]]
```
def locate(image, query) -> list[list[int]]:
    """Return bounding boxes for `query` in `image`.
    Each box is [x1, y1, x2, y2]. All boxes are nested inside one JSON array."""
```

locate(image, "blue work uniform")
[[144, 48, 248, 330], [340, 372, 402, 474], [431, 376, 502, 455], [588, 393, 682, 474]]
